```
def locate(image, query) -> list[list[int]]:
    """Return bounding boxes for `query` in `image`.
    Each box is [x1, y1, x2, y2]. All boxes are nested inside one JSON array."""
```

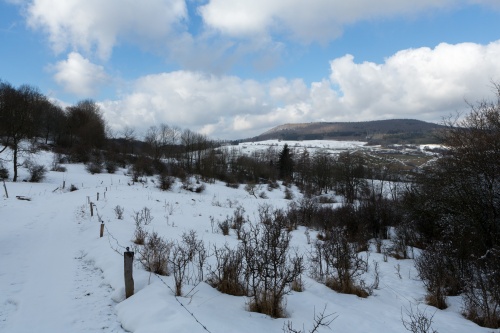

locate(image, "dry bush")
[[284, 187, 294, 200], [241, 206, 304, 318], [0, 162, 8, 180], [291, 277, 305, 292], [283, 305, 336, 333], [225, 182, 239, 189], [137, 231, 172, 275], [462, 249, 500, 328], [85, 160, 102, 175], [181, 177, 206, 193], [25, 160, 47, 182], [310, 227, 368, 297], [218, 219, 230, 236], [50, 154, 67, 172], [169, 241, 191, 296], [414, 243, 452, 310], [401, 304, 438, 333], [325, 278, 369, 298], [114, 205, 124, 220], [259, 191, 268, 199], [181, 230, 206, 281], [229, 205, 247, 239], [157, 172, 175, 191], [207, 245, 247, 296], [132, 207, 154, 226]]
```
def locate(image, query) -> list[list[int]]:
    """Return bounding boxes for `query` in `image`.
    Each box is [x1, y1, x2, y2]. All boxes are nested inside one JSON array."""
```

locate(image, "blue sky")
[[1, 0, 500, 139]]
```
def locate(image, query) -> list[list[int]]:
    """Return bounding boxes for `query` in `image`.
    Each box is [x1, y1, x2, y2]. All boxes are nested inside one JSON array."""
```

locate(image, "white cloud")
[[199, 0, 457, 44], [51, 52, 108, 97], [327, 41, 500, 120], [24, 0, 187, 59], [100, 40, 500, 140]]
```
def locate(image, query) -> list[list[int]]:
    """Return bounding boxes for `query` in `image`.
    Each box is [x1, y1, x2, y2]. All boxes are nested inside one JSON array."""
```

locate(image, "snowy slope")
[[0, 148, 497, 333]]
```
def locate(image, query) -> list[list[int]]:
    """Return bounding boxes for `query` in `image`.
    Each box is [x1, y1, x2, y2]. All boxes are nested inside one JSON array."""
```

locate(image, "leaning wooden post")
[[124, 248, 134, 298], [90, 202, 94, 217], [2, 180, 8, 198], [100, 223, 104, 238]]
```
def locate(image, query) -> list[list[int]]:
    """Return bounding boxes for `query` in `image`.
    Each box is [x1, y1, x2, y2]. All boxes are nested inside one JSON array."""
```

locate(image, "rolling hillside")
[[247, 119, 444, 144]]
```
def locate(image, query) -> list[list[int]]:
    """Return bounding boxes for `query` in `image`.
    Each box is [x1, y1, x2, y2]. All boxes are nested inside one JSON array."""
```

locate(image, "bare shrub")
[[104, 160, 117, 174], [267, 180, 280, 191], [133, 207, 154, 226], [218, 219, 230, 236], [401, 304, 438, 333], [284, 187, 294, 200], [182, 177, 206, 193], [85, 159, 102, 175], [259, 191, 268, 199], [414, 243, 452, 310], [207, 244, 247, 296], [137, 231, 172, 275], [311, 227, 368, 297], [0, 162, 8, 180], [114, 205, 124, 220], [133, 225, 147, 245], [244, 183, 258, 198], [283, 305, 336, 333], [225, 182, 239, 189], [229, 205, 247, 239], [50, 154, 67, 172], [169, 241, 191, 296], [157, 173, 175, 191], [241, 206, 304, 318], [25, 160, 47, 182], [291, 277, 304, 292], [462, 248, 500, 328]]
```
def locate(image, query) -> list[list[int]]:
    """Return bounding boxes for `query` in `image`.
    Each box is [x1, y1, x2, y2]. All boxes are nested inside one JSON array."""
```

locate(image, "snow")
[[0, 147, 497, 333]]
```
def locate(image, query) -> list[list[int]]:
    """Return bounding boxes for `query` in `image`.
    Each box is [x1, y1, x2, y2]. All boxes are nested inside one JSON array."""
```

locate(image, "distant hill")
[[245, 119, 445, 145]]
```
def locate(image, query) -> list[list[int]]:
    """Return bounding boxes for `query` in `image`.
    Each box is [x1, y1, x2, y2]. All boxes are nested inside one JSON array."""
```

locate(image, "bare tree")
[[0, 82, 48, 181]]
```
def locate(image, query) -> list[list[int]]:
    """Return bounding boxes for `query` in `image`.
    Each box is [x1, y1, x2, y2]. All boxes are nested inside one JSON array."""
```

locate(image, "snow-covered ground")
[[238, 140, 368, 155], [0, 148, 497, 333]]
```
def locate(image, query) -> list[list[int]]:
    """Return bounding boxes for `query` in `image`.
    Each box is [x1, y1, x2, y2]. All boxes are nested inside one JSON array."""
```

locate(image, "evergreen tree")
[[278, 144, 294, 181]]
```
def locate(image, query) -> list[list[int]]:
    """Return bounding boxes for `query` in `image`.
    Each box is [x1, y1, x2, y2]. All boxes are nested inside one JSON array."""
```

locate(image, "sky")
[[1, 0, 500, 140]]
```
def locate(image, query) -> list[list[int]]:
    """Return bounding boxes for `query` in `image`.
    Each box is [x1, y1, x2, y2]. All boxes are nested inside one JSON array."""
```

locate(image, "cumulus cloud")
[[23, 0, 187, 59], [199, 0, 456, 44], [51, 52, 108, 97], [328, 41, 500, 120], [100, 40, 500, 140]]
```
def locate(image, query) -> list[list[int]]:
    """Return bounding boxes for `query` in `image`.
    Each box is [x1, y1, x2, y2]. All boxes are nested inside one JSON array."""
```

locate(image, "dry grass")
[[326, 278, 369, 298]]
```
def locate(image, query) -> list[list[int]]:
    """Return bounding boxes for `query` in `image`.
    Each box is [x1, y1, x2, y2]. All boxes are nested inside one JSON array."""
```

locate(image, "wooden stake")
[[100, 223, 104, 238], [124, 249, 134, 298], [90, 202, 94, 217], [97, 192, 99, 201], [2, 180, 8, 198]]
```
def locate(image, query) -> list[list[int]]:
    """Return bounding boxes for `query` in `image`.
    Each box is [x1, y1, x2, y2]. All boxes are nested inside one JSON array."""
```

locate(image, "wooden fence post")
[[124, 248, 134, 298], [2, 180, 8, 198], [100, 223, 104, 237], [97, 192, 99, 201], [90, 202, 94, 217]]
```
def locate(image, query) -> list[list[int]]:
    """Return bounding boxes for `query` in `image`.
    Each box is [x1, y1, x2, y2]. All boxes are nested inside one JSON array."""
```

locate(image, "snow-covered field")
[[0, 148, 496, 333], [238, 140, 368, 155]]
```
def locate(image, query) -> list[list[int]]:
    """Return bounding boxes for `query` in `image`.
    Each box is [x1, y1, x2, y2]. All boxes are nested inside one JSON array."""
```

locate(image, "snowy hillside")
[[0, 148, 496, 333]]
